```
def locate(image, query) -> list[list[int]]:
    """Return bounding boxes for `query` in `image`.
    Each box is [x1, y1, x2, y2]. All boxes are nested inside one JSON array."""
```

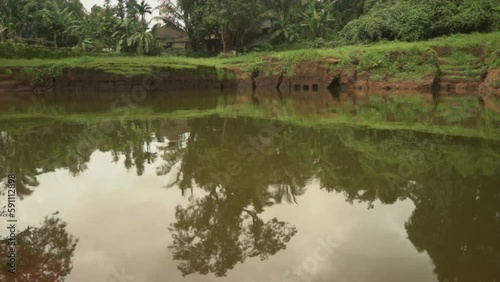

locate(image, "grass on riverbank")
[[0, 32, 498, 78]]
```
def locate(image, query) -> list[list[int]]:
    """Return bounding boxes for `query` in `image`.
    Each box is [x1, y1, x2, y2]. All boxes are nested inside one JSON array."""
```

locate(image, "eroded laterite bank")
[[0, 66, 237, 93], [239, 45, 500, 99], [0, 59, 498, 97]]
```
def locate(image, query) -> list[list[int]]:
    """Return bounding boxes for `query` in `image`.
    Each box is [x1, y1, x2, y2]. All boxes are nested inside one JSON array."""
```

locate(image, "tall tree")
[[125, 0, 139, 21], [137, 0, 151, 33], [199, 0, 262, 52], [116, 0, 126, 21]]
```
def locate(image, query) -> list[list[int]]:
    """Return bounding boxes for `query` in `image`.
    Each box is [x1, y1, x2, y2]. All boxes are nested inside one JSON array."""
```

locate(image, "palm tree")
[[154, 0, 186, 30], [119, 0, 158, 55], [137, 0, 152, 33]]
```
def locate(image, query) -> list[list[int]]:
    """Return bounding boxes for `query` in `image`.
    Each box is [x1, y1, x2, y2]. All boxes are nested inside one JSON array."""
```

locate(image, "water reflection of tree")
[[0, 128, 42, 198], [155, 116, 500, 279], [317, 127, 500, 282], [162, 118, 302, 276], [0, 215, 79, 282], [169, 192, 297, 277], [2, 115, 500, 281], [109, 120, 157, 176], [405, 170, 500, 282], [0, 120, 159, 198]]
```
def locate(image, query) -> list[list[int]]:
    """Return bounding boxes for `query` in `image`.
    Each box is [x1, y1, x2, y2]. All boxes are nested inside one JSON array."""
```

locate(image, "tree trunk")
[[220, 25, 231, 53]]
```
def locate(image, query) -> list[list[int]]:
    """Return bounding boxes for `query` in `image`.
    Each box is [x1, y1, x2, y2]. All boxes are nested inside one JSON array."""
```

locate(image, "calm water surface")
[[0, 90, 499, 282]]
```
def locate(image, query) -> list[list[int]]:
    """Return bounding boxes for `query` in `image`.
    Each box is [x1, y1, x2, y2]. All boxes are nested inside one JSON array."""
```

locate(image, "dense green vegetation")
[[341, 0, 500, 43], [0, 0, 160, 55], [1, 0, 498, 57], [150, 0, 500, 51]]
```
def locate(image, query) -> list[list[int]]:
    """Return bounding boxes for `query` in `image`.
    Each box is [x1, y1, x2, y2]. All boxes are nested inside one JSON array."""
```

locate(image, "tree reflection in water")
[[0, 215, 78, 282], [162, 117, 300, 276], [0, 114, 499, 280], [169, 198, 296, 277], [160, 118, 500, 280]]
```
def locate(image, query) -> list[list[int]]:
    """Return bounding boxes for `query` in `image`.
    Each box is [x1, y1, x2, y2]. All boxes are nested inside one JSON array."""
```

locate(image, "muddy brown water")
[[0, 89, 499, 282]]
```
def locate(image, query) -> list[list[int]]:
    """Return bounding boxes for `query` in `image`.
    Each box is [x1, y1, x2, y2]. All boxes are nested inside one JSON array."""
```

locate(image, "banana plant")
[[126, 30, 157, 55], [263, 0, 312, 43], [112, 19, 137, 53], [270, 12, 300, 42], [66, 20, 94, 50], [113, 19, 159, 55], [0, 22, 7, 42], [34, 7, 77, 47], [299, 0, 336, 39]]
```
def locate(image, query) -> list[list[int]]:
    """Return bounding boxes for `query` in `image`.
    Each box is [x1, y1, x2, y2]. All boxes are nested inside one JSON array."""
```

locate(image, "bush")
[[0, 42, 98, 59], [340, 0, 500, 44], [449, 0, 500, 34], [340, 15, 389, 43], [23, 64, 65, 88], [381, 4, 431, 41]]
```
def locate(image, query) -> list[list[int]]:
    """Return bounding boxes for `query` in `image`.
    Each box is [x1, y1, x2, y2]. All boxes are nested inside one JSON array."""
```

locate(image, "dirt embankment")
[[235, 46, 499, 97], [0, 45, 498, 97], [237, 59, 438, 94], [54, 66, 238, 93], [0, 65, 237, 93]]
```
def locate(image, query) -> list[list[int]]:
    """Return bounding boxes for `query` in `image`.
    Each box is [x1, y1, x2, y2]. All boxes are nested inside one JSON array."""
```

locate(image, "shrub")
[[340, 0, 500, 44], [448, 0, 500, 34], [23, 64, 65, 88], [381, 3, 431, 41], [0, 42, 104, 59], [0, 42, 75, 59], [341, 15, 388, 43]]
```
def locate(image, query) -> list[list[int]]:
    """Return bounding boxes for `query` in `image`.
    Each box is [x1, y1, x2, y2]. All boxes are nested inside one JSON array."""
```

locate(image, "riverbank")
[[0, 32, 499, 96]]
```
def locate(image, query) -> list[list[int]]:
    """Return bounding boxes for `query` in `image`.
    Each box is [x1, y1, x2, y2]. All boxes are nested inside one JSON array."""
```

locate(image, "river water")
[[0, 89, 499, 282]]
